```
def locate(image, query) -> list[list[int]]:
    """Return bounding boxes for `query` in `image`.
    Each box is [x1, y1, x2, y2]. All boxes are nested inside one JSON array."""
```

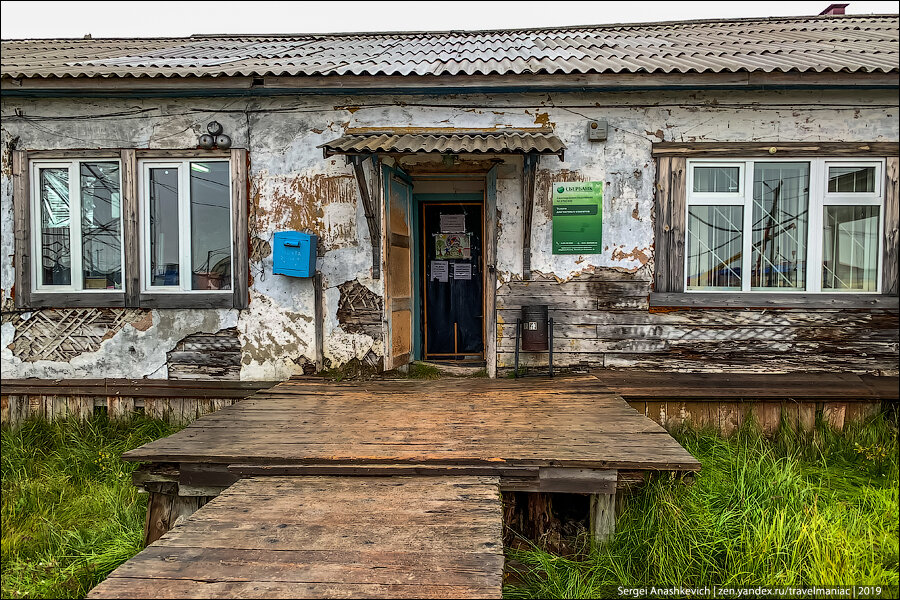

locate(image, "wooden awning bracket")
[[522, 153, 539, 280], [348, 154, 381, 279]]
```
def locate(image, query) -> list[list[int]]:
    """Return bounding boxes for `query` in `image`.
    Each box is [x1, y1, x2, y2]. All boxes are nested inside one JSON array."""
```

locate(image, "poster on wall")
[[435, 233, 471, 259], [552, 182, 603, 254]]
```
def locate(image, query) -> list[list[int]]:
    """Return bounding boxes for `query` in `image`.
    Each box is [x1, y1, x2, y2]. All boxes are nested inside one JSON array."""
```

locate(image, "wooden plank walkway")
[[592, 370, 898, 402], [88, 476, 504, 599], [124, 374, 700, 471]]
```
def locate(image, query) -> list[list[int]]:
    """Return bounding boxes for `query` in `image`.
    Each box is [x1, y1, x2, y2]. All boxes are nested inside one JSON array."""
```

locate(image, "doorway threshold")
[[414, 360, 487, 376]]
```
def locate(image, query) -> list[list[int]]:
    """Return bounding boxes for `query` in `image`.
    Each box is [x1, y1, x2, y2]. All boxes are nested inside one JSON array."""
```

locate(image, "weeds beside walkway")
[[1, 415, 178, 599], [1, 411, 897, 599], [505, 417, 900, 597]]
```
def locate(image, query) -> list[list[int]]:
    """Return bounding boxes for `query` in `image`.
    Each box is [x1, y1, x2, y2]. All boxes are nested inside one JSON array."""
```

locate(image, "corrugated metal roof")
[[2, 14, 897, 80], [320, 132, 566, 157]]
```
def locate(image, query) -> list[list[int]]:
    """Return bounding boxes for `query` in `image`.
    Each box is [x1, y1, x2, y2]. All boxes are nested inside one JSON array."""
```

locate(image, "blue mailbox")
[[273, 231, 317, 277]]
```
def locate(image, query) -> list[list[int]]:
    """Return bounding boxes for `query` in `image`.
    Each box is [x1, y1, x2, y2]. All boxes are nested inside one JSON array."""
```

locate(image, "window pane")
[[828, 166, 876, 193], [39, 167, 71, 286], [822, 206, 879, 291], [751, 162, 809, 290], [687, 206, 743, 290], [190, 162, 231, 290], [81, 162, 122, 290], [693, 166, 740, 193], [149, 168, 180, 286]]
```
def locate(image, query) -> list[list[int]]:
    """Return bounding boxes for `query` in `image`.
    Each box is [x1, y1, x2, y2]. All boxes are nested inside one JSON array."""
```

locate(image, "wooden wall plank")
[[120, 149, 140, 307], [651, 292, 899, 309], [653, 156, 685, 292], [654, 156, 671, 292], [231, 148, 250, 309], [652, 142, 900, 157], [12, 150, 31, 308], [883, 157, 899, 296]]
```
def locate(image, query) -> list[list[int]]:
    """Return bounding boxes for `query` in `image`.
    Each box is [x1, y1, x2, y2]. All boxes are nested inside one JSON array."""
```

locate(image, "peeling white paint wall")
[[2, 89, 897, 379]]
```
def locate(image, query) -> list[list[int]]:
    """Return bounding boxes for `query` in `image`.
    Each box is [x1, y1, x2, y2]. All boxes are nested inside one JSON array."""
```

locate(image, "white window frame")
[[139, 158, 233, 294], [685, 157, 885, 294], [686, 161, 746, 203], [29, 158, 124, 294]]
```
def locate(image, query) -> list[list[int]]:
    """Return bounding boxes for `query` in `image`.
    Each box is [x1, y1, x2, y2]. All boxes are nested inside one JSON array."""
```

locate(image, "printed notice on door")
[[430, 260, 449, 282], [552, 182, 603, 254], [452, 262, 472, 280], [440, 213, 466, 233]]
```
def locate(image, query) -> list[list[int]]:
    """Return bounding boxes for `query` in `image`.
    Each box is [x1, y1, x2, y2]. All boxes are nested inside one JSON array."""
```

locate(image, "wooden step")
[[88, 475, 504, 599]]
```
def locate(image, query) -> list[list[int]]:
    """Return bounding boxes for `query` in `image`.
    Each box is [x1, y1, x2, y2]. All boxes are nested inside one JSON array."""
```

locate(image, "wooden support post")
[[522, 153, 538, 280], [350, 155, 381, 279], [590, 491, 616, 547], [314, 272, 325, 372], [12, 150, 32, 309], [120, 149, 140, 307]]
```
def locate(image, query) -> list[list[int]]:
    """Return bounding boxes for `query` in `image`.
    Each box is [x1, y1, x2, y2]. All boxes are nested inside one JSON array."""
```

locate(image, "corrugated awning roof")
[[2, 14, 897, 80], [319, 131, 566, 158]]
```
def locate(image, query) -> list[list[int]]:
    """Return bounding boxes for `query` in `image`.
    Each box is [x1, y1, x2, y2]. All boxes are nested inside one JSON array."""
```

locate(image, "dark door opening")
[[420, 200, 484, 361]]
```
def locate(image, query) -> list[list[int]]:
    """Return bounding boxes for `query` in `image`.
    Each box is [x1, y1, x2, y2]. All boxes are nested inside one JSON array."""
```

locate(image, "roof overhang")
[[3, 71, 898, 98], [319, 130, 566, 159]]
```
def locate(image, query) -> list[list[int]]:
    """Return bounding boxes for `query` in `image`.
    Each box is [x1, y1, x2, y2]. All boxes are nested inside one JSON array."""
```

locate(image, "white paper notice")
[[431, 260, 449, 282], [440, 213, 466, 233], [452, 262, 472, 280]]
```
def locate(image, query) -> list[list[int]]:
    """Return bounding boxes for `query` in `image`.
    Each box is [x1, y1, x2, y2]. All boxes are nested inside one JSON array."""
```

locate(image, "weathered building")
[[1, 14, 898, 386]]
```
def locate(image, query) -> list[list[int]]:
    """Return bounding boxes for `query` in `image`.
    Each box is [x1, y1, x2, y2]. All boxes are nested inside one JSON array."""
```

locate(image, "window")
[[14, 149, 248, 309], [685, 158, 884, 293], [140, 160, 232, 292], [30, 160, 123, 292]]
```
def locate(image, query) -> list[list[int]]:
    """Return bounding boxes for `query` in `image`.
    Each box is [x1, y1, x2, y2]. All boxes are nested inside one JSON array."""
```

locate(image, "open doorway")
[[412, 178, 486, 364]]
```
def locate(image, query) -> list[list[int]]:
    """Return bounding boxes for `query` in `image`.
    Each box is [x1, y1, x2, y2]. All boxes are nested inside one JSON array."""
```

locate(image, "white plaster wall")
[[1, 88, 897, 379]]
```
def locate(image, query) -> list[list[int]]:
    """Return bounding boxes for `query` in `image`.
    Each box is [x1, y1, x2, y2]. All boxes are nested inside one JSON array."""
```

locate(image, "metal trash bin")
[[514, 304, 554, 378], [521, 304, 549, 351]]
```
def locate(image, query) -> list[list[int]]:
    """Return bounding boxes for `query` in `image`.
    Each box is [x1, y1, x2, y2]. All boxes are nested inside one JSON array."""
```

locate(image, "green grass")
[[505, 416, 900, 598], [1, 414, 179, 600], [405, 362, 444, 380], [2, 409, 897, 599]]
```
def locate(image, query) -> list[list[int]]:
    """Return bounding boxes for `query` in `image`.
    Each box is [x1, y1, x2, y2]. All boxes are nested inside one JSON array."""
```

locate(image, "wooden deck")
[[88, 476, 504, 599], [123, 374, 699, 471], [98, 374, 699, 598]]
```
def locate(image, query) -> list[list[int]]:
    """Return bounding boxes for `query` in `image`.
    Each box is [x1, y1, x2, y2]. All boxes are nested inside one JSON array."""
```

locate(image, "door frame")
[[378, 166, 500, 375], [414, 194, 485, 361]]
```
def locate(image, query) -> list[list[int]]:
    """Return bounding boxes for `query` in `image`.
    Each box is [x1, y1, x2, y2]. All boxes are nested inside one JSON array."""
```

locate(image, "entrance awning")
[[319, 130, 565, 159]]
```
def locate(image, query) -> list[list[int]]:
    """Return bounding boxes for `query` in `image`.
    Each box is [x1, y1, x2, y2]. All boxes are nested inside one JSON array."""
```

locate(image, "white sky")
[[1, 0, 897, 38]]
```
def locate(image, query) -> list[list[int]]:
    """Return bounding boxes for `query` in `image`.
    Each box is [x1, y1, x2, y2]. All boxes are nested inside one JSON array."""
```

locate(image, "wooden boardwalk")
[[124, 374, 699, 471], [92, 374, 699, 598], [88, 476, 503, 599]]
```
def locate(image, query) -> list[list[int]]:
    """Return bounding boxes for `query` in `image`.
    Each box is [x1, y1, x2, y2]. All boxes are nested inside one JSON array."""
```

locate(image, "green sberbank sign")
[[552, 181, 603, 254]]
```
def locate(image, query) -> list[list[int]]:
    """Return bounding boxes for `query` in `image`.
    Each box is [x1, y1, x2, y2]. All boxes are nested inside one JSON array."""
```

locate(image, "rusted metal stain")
[[611, 246, 651, 265], [534, 169, 585, 220], [253, 172, 357, 250]]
